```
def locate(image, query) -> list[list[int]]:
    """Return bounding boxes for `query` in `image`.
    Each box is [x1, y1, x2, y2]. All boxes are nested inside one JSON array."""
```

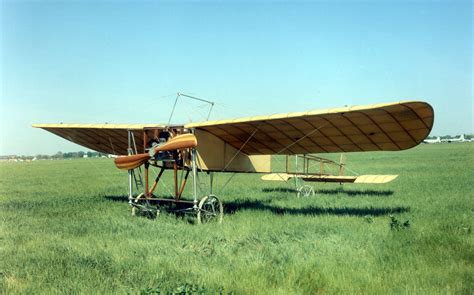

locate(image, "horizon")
[[3, 132, 473, 157]]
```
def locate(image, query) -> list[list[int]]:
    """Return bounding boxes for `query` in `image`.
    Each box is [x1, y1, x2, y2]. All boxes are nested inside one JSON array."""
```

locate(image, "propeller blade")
[[154, 133, 197, 152], [114, 153, 150, 170]]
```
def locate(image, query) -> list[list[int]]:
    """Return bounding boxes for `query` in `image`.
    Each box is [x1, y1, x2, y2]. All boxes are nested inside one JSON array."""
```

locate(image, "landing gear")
[[197, 195, 224, 224], [130, 193, 160, 218], [129, 193, 223, 224], [126, 129, 225, 224]]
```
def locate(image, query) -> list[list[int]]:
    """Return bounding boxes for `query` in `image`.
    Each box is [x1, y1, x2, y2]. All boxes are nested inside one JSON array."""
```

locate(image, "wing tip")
[[354, 175, 399, 184]]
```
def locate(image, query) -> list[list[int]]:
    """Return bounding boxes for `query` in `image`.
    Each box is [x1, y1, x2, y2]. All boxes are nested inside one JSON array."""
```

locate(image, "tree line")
[[48, 151, 108, 159], [2, 151, 110, 161]]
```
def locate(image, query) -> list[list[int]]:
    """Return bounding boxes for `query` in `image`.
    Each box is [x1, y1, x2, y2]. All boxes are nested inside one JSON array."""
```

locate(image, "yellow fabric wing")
[[186, 101, 433, 154], [33, 101, 433, 156], [32, 124, 164, 155]]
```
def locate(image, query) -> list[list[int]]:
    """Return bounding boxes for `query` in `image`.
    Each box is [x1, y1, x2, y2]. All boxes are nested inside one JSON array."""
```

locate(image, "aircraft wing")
[[32, 124, 164, 155], [186, 101, 433, 155], [33, 101, 433, 157]]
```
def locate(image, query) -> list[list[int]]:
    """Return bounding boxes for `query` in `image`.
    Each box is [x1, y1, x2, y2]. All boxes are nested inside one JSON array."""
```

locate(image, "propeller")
[[114, 133, 197, 170]]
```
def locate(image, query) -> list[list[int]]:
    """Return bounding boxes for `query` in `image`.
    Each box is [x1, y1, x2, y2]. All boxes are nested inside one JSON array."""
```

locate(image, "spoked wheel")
[[131, 193, 160, 218], [197, 195, 223, 224], [297, 185, 315, 198]]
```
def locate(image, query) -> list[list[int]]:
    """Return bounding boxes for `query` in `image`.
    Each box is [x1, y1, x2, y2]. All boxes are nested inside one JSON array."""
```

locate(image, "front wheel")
[[197, 195, 223, 224], [131, 193, 159, 218]]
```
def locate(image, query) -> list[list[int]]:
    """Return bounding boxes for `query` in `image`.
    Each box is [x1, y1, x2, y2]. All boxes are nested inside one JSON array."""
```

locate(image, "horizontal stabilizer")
[[261, 173, 293, 181], [353, 175, 398, 184], [261, 173, 398, 184]]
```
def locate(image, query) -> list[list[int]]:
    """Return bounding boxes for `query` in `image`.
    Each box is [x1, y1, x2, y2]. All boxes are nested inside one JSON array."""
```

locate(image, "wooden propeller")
[[114, 133, 197, 170]]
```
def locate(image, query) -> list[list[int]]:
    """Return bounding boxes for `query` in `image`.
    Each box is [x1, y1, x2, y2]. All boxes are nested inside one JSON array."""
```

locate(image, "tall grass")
[[0, 143, 472, 294]]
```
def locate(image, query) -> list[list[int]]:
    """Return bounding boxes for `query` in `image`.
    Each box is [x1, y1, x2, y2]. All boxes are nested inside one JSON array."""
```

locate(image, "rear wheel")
[[297, 185, 314, 198], [197, 195, 223, 224]]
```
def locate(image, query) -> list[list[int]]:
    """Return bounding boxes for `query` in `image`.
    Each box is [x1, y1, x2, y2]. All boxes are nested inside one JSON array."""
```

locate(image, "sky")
[[1, 0, 472, 155]]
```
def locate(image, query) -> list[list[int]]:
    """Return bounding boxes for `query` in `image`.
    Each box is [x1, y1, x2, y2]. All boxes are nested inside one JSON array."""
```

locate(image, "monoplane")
[[33, 94, 434, 223]]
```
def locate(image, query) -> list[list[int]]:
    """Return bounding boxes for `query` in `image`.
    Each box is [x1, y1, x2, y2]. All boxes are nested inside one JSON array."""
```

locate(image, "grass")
[[0, 143, 472, 294]]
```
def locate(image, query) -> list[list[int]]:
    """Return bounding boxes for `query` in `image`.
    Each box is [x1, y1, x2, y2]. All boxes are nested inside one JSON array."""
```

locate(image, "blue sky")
[[1, 0, 472, 155]]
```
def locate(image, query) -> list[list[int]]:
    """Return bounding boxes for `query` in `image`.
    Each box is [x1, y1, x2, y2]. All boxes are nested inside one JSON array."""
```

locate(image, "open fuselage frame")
[[126, 126, 202, 210]]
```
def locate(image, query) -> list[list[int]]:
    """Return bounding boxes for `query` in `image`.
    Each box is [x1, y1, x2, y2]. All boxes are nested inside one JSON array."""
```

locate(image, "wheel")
[[297, 185, 314, 198], [197, 195, 223, 224], [131, 193, 160, 218]]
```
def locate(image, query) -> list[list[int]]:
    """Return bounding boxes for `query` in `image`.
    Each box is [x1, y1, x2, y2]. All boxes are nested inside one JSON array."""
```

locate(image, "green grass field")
[[1, 143, 473, 294]]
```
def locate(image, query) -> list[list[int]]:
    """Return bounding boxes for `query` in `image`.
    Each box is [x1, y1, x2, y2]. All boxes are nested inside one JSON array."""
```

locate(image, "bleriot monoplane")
[[33, 94, 434, 223]]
